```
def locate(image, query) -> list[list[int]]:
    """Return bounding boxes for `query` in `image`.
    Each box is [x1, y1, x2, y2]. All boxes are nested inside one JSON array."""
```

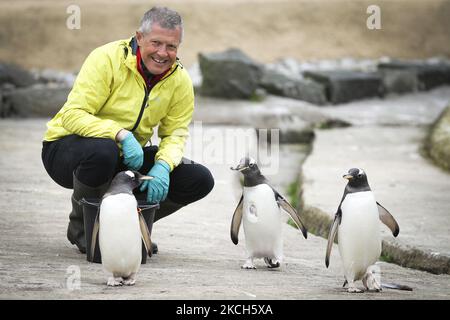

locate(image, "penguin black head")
[[104, 170, 153, 197], [343, 168, 371, 192], [230, 157, 267, 186]]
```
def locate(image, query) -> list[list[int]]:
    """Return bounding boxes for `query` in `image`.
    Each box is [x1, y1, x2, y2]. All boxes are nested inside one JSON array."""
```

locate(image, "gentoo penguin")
[[230, 157, 307, 269], [325, 168, 402, 293], [90, 170, 153, 286]]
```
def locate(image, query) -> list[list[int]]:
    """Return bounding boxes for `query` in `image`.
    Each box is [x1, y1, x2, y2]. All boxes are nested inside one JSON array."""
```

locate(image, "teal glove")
[[140, 160, 170, 203], [121, 132, 144, 170]]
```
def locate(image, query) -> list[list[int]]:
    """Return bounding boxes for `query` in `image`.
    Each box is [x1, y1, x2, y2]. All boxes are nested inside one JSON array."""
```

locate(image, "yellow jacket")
[[43, 37, 194, 171]]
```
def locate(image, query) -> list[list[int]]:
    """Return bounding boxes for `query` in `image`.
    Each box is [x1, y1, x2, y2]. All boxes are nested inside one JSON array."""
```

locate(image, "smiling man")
[[41, 7, 214, 254]]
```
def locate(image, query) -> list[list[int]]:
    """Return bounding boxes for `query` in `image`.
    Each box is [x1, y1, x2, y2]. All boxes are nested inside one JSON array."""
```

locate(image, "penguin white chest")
[[99, 193, 142, 278], [242, 184, 282, 257], [338, 191, 381, 280]]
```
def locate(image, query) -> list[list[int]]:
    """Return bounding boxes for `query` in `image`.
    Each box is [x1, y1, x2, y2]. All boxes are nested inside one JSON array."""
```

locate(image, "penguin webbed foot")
[[362, 267, 382, 292], [107, 276, 124, 286], [347, 286, 364, 293], [241, 259, 256, 269], [122, 274, 137, 286]]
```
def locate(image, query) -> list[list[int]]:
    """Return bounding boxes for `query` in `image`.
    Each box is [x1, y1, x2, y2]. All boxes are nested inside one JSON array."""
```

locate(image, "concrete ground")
[[1, 114, 450, 299]]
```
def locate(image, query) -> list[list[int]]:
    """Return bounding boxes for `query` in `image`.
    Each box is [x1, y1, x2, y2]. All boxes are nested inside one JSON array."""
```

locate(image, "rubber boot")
[[67, 172, 110, 253]]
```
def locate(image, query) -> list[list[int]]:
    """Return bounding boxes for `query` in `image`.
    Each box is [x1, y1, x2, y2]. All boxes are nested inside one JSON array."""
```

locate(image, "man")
[[41, 7, 214, 254]]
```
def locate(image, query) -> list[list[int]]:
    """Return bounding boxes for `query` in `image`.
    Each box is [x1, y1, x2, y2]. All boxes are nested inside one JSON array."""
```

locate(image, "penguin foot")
[[107, 277, 123, 286], [347, 286, 363, 293], [241, 259, 256, 269], [362, 266, 382, 292], [122, 274, 136, 286], [122, 278, 136, 286], [264, 257, 280, 268]]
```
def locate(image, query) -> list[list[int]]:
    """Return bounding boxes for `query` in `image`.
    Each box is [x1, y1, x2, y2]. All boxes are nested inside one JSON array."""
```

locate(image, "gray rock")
[[304, 70, 384, 104], [0, 62, 37, 87], [380, 69, 419, 94], [198, 48, 263, 99], [259, 69, 327, 105], [378, 61, 450, 90], [32, 69, 76, 87], [256, 114, 315, 144], [2, 85, 70, 117]]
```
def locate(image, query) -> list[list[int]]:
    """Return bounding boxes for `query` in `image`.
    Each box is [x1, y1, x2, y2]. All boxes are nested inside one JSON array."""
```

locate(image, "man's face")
[[136, 23, 182, 75]]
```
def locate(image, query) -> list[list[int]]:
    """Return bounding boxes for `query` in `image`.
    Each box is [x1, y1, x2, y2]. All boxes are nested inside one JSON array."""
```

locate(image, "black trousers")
[[41, 135, 214, 206]]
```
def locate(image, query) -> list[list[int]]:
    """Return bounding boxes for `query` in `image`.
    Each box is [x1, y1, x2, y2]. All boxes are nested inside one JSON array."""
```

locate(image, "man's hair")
[[138, 7, 184, 42]]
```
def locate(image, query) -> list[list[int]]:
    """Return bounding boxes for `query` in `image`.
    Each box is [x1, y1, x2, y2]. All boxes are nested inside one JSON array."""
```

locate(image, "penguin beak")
[[230, 165, 247, 171], [343, 174, 353, 180]]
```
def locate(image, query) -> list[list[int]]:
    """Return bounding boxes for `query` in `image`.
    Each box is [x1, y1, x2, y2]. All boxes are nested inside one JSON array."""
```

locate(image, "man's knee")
[[184, 163, 214, 202], [169, 162, 214, 205], [196, 165, 215, 200]]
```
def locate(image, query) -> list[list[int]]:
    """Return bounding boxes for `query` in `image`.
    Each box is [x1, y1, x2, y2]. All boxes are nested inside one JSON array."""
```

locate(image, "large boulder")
[[1, 84, 70, 118], [259, 69, 327, 105], [303, 70, 384, 104], [428, 105, 450, 171], [198, 48, 263, 99], [0, 62, 37, 87], [378, 61, 450, 90], [379, 69, 419, 94]]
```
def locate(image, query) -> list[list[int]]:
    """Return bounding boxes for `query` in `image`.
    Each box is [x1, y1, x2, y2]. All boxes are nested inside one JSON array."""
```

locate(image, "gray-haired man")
[[42, 7, 214, 253]]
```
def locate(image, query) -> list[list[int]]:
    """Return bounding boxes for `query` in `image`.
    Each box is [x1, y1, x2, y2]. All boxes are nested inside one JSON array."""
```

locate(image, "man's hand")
[[140, 160, 170, 203], [119, 130, 144, 171]]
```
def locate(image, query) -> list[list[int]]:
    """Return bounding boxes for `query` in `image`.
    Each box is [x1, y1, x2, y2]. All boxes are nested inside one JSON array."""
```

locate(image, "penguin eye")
[[249, 163, 254, 167], [357, 174, 362, 178]]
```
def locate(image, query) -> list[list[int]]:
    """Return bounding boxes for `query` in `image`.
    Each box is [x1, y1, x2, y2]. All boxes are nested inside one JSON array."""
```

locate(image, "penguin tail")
[[381, 282, 413, 291]]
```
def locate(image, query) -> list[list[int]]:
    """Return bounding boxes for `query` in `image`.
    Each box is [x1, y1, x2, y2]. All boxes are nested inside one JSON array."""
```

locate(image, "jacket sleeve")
[[155, 75, 194, 171], [59, 47, 123, 140]]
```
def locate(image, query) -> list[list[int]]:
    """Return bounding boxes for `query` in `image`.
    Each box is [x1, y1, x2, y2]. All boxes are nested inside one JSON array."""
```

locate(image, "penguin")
[[325, 168, 410, 293], [230, 157, 307, 269], [90, 170, 153, 286]]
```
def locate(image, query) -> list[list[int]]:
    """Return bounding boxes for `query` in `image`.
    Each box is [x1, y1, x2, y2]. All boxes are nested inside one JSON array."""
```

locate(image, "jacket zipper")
[[129, 64, 179, 132], [130, 84, 149, 132]]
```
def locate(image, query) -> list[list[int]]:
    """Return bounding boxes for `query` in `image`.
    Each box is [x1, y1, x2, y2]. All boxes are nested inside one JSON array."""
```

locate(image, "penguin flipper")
[[274, 192, 307, 239], [231, 195, 244, 245], [138, 211, 153, 257], [325, 211, 341, 268], [377, 202, 400, 237], [90, 212, 100, 262]]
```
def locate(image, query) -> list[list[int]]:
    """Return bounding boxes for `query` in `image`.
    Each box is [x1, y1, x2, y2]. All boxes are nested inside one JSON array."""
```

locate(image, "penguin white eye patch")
[[125, 171, 135, 178]]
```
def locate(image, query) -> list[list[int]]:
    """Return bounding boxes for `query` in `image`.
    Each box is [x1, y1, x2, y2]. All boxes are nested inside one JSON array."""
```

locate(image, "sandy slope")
[[0, 0, 449, 71]]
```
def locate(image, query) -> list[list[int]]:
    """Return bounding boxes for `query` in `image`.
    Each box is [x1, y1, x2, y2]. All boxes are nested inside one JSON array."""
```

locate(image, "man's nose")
[[156, 44, 169, 57]]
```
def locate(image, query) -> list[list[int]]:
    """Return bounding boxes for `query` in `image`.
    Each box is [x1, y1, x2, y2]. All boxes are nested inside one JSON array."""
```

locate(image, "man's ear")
[[136, 31, 143, 46]]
